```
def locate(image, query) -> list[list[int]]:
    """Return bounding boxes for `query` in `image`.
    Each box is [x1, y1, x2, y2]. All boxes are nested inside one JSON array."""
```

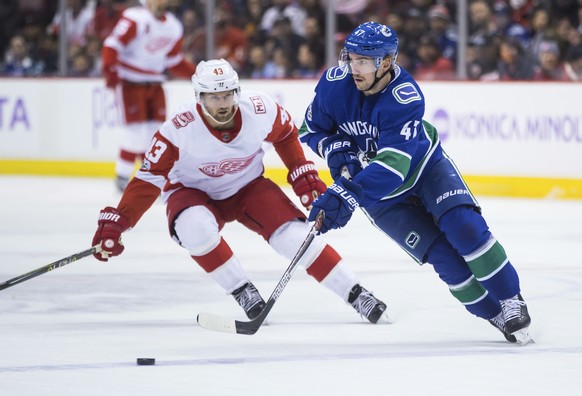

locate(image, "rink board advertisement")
[[0, 78, 580, 198]]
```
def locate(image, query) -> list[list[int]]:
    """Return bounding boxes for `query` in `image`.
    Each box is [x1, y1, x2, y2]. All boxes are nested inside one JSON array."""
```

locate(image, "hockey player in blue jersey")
[[300, 22, 532, 344]]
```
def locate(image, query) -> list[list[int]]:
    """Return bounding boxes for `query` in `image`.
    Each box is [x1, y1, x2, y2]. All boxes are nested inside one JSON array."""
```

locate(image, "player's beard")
[[212, 107, 235, 124], [205, 105, 238, 129]]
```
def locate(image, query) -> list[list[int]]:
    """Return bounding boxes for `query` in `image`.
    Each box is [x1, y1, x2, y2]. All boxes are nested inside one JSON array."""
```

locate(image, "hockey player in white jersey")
[[91, 59, 388, 323], [102, 0, 196, 192]]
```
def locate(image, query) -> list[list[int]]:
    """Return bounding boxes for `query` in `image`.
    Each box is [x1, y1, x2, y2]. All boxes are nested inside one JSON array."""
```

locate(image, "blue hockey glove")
[[308, 177, 364, 234], [318, 135, 363, 180]]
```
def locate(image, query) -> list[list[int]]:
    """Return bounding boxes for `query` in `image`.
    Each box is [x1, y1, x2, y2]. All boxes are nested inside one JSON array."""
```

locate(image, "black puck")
[[136, 358, 155, 366]]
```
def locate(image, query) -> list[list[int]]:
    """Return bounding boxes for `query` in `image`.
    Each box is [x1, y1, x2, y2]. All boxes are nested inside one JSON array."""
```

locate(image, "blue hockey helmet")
[[340, 22, 398, 73]]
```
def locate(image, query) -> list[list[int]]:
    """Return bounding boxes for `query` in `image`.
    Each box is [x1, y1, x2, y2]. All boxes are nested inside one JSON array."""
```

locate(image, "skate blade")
[[513, 328, 534, 345], [376, 313, 393, 325]]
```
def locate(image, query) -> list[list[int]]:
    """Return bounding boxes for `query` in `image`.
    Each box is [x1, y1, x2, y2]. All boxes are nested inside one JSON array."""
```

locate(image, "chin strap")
[[364, 67, 393, 93]]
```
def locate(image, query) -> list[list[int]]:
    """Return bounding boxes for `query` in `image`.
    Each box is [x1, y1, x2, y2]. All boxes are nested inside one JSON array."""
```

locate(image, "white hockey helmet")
[[191, 59, 240, 102]]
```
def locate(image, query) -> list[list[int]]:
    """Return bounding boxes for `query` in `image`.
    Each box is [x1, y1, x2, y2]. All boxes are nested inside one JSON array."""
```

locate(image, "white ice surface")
[[0, 176, 581, 396]]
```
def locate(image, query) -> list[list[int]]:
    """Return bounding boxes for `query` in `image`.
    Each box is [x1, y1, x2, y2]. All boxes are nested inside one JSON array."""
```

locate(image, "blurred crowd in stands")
[[1, 0, 582, 81]]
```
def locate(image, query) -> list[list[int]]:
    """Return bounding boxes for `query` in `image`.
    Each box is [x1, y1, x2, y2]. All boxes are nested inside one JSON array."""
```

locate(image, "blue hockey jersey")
[[300, 65, 443, 207]]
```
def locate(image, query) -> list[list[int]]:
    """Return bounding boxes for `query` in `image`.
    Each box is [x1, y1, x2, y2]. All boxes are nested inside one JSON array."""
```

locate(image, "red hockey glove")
[[103, 65, 119, 89], [92, 207, 130, 262], [287, 160, 327, 209]]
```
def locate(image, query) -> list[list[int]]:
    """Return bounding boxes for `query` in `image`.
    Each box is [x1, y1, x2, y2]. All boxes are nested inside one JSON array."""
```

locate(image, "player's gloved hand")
[[308, 177, 363, 234], [288, 160, 327, 209], [319, 134, 363, 180], [91, 207, 130, 262], [103, 65, 119, 89]]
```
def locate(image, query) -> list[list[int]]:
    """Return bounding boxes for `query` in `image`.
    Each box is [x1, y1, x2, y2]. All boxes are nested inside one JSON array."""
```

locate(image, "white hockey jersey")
[[118, 91, 301, 226], [103, 6, 186, 83]]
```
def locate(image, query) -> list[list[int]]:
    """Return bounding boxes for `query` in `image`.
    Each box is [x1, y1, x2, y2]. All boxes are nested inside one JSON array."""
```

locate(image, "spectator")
[[506, 0, 537, 27], [385, 11, 405, 35], [245, 44, 279, 78], [166, 0, 205, 22], [532, 40, 568, 81], [299, 0, 325, 27], [563, 44, 582, 80], [414, 34, 456, 80], [241, 0, 266, 45], [0, 34, 44, 76], [492, 2, 531, 48], [466, 37, 499, 80], [69, 50, 94, 76], [261, 0, 307, 37], [0, 0, 18, 56], [16, 0, 57, 29], [399, 8, 428, 73], [34, 34, 59, 75], [303, 15, 325, 56], [554, 16, 576, 61], [19, 15, 46, 65], [466, 0, 499, 80], [409, 0, 434, 15], [293, 41, 324, 78], [527, 7, 553, 61], [181, 8, 201, 64], [85, 35, 103, 76], [495, 36, 534, 80], [468, 0, 496, 45], [188, 9, 248, 72], [427, 3, 458, 63], [4, 0, 582, 82], [270, 44, 293, 78], [550, 0, 580, 25], [268, 16, 305, 71]]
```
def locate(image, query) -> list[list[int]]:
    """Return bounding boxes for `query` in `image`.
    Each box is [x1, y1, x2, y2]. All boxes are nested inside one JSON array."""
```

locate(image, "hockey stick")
[[196, 211, 325, 335], [0, 245, 101, 291]]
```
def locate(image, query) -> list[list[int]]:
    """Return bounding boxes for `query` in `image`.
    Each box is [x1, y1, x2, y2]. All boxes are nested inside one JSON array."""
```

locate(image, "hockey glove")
[[103, 65, 119, 89], [319, 134, 363, 180], [308, 177, 363, 234], [91, 207, 130, 262], [288, 160, 327, 209]]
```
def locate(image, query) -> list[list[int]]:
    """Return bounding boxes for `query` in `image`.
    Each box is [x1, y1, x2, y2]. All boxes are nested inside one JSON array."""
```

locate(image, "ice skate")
[[501, 294, 533, 345], [348, 284, 389, 324], [231, 282, 266, 320], [489, 311, 517, 343]]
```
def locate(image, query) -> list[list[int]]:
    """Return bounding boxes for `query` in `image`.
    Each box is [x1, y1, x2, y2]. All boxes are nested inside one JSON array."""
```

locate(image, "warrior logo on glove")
[[92, 207, 130, 262], [287, 160, 327, 209]]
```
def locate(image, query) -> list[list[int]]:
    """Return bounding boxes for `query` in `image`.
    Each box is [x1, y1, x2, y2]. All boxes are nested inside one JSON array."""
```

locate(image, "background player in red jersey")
[[102, 0, 196, 192], [91, 58, 388, 323]]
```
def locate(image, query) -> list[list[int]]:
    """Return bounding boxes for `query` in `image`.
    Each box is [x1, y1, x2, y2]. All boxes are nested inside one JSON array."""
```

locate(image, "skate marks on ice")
[[0, 342, 578, 374]]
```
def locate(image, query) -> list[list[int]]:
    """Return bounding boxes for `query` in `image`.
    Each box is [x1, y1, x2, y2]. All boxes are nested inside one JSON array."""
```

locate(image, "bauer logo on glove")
[[329, 183, 360, 211]]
